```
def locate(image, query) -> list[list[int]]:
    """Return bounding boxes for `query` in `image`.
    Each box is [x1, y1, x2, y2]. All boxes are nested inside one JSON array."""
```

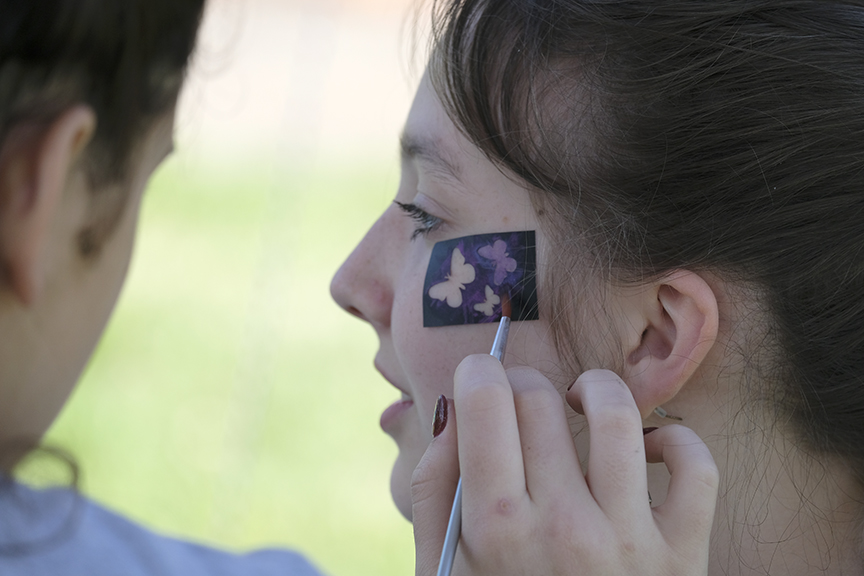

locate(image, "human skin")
[[330, 72, 717, 521], [412, 363, 718, 576], [330, 74, 567, 519], [0, 107, 176, 445], [335, 73, 864, 575]]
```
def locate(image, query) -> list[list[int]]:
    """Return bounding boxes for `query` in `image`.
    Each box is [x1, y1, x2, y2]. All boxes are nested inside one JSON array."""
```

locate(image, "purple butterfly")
[[478, 239, 518, 285]]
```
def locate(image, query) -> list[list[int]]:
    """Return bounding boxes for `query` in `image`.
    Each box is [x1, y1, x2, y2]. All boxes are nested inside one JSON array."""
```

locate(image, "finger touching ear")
[[617, 270, 719, 417], [0, 105, 96, 305]]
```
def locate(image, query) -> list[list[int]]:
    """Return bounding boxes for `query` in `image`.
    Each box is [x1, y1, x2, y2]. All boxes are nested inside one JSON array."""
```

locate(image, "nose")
[[330, 207, 398, 328]]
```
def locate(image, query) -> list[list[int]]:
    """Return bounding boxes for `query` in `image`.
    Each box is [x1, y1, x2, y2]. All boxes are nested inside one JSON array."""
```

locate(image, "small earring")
[[653, 406, 683, 421]]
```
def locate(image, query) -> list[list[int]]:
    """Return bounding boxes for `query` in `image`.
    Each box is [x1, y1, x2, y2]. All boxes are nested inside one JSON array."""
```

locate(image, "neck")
[[715, 434, 863, 575]]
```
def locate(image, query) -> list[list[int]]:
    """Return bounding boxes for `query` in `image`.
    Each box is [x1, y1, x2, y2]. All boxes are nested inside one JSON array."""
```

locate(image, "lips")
[[375, 360, 414, 433]]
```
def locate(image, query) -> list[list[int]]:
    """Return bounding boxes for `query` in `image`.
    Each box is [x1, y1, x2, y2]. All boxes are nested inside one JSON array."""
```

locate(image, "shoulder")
[[0, 483, 325, 576]]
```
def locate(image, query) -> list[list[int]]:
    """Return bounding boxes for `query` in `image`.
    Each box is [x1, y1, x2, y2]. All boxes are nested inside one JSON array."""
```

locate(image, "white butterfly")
[[473, 285, 500, 317], [428, 247, 476, 308]]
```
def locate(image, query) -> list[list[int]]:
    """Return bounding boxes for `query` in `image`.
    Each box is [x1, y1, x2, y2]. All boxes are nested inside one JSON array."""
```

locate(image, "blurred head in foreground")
[[0, 0, 204, 452]]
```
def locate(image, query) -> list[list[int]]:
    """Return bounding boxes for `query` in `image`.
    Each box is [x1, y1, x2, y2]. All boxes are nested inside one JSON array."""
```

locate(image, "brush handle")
[[436, 316, 511, 576], [490, 317, 510, 362], [436, 477, 463, 576]]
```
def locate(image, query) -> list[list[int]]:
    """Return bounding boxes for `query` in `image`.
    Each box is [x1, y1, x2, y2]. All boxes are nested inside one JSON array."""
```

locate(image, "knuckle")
[[578, 369, 626, 387], [566, 526, 609, 561], [514, 384, 560, 413], [690, 460, 720, 494], [456, 353, 502, 381], [410, 457, 437, 502], [506, 365, 549, 389], [493, 496, 519, 518], [589, 402, 642, 438], [539, 507, 578, 543], [410, 475, 443, 521], [472, 494, 527, 539], [459, 377, 511, 414], [505, 365, 541, 378]]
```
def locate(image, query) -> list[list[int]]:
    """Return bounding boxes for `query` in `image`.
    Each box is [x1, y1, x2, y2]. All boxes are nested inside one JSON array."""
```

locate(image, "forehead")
[[400, 132, 461, 185], [402, 73, 453, 138], [401, 77, 465, 165], [400, 77, 505, 193]]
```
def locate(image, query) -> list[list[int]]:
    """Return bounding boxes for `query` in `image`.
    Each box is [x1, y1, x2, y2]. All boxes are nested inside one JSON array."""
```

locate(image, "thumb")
[[412, 396, 460, 576]]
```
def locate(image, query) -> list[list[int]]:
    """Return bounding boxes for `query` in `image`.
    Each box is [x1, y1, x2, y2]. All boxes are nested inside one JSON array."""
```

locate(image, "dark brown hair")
[[0, 0, 205, 253], [430, 0, 864, 476]]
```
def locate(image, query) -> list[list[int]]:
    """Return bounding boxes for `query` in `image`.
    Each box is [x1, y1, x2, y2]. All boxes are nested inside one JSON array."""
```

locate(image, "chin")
[[390, 450, 417, 520]]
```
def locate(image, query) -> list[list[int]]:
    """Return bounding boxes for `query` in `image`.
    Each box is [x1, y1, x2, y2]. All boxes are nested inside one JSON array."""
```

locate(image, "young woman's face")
[[331, 75, 567, 518]]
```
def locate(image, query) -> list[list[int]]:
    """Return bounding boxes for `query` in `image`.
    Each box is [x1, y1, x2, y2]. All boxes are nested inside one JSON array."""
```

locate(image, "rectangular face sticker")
[[423, 230, 539, 327]]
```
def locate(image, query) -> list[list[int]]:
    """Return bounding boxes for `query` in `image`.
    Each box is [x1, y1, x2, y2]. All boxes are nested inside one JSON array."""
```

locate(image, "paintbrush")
[[437, 295, 512, 576]]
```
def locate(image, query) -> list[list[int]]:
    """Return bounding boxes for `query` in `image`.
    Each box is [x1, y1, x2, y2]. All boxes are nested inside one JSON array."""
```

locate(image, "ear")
[[616, 270, 719, 418], [0, 106, 96, 305]]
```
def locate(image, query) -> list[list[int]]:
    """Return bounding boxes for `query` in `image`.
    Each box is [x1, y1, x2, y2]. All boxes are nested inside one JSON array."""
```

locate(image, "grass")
[[44, 152, 414, 576]]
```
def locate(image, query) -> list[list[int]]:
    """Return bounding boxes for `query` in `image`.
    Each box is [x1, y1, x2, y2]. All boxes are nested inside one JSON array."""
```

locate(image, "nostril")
[[330, 244, 392, 327], [345, 306, 365, 320], [330, 270, 375, 323]]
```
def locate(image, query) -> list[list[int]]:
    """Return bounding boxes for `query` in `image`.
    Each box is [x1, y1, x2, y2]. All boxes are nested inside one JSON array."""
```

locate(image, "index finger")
[[644, 424, 718, 545], [567, 369, 650, 524], [454, 354, 529, 521]]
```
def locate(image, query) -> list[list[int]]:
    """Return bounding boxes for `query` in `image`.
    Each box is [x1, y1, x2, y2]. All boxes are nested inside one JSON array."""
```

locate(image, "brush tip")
[[501, 292, 512, 319]]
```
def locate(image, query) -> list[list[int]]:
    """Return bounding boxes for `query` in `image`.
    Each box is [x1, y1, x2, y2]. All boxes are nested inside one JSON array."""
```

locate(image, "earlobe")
[[619, 270, 719, 417], [0, 106, 95, 305]]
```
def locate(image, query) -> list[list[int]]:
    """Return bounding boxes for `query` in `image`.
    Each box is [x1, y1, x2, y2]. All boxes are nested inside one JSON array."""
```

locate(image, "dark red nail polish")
[[432, 395, 448, 437], [643, 427, 658, 435]]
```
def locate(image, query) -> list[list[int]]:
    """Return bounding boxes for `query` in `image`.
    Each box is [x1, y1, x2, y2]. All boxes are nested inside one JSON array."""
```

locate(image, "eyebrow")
[[399, 133, 463, 185]]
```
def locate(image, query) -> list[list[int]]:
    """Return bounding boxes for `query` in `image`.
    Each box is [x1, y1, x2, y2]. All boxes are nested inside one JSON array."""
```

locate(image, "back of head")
[[430, 0, 864, 481], [0, 0, 204, 553], [0, 0, 204, 248]]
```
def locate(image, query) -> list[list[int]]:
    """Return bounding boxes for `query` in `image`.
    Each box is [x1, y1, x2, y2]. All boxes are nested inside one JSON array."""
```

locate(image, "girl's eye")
[[395, 201, 443, 240]]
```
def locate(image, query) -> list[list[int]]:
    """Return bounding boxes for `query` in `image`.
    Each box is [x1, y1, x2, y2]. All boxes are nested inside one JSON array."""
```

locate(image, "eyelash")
[[395, 201, 444, 240]]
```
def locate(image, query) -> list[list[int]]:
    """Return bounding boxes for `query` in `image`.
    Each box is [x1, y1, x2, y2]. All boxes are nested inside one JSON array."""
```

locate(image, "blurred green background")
[[43, 0, 422, 575]]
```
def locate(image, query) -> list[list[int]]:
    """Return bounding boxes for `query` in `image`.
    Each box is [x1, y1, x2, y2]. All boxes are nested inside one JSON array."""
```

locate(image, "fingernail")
[[432, 395, 448, 437], [643, 427, 658, 435]]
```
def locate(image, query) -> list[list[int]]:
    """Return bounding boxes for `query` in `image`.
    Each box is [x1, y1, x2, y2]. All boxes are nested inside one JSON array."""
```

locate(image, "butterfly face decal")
[[422, 230, 539, 327], [473, 285, 500, 317], [428, 248, 476, 308], [478, 240, 518, 285]]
